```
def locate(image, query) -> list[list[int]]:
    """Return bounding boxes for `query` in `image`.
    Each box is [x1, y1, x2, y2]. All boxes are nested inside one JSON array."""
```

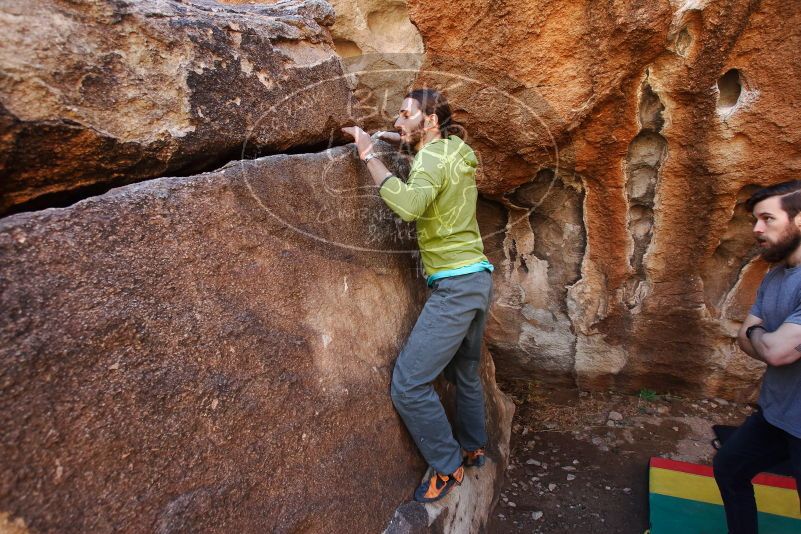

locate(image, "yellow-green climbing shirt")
[[378, 135, 493, 284]]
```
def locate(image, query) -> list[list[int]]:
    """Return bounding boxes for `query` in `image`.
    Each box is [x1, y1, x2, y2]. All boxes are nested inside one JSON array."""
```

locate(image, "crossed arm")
[[738, 314, 801, 366]]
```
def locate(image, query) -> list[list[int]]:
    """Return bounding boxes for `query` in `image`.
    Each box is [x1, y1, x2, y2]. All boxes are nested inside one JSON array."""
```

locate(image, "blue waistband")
[[427, 260, 494, 287]]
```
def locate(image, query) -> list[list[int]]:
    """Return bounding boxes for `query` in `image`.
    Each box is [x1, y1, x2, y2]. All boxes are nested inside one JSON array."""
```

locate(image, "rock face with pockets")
[[0, 0, 354, 215], [393, 0, 801, 399], [0, 143, 513, 533]]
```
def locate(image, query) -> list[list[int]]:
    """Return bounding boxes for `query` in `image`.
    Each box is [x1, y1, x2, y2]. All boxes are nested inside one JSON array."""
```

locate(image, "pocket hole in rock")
[[717, 69, 742, 111]]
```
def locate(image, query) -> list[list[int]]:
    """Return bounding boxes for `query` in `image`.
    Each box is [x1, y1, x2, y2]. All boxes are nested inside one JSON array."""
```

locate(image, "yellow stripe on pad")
[[650, 467, 801, 519]]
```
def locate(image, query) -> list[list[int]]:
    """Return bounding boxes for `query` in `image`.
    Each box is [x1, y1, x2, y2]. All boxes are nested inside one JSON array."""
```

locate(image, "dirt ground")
[[486, 385, 751, 533]]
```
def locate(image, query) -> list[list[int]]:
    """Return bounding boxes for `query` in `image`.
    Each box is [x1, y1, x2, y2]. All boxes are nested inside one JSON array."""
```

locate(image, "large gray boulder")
[[0, 143, 512, 533], [0, 0, 354, 215]]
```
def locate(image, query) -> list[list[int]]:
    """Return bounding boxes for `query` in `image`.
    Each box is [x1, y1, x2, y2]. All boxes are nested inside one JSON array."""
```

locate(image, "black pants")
[[712, 409, 801, 534]]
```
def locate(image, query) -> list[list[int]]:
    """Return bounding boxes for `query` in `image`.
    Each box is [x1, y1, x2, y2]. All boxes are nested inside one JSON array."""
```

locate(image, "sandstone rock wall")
[[0, 1, 514, 530], [382, 0, 801, 399], [326, 0, 424, 132], [0, 143, 512, 532], [11, 0, 799, 529], [0, 0, 354, 216]]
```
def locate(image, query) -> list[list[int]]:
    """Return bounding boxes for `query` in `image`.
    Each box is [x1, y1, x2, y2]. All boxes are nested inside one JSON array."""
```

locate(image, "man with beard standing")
[[341, 89, 493, 503], [714, 180, 801, 534]]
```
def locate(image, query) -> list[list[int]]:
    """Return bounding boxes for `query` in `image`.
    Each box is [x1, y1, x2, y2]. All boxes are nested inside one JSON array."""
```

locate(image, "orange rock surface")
[[399, 0, 801, 399]]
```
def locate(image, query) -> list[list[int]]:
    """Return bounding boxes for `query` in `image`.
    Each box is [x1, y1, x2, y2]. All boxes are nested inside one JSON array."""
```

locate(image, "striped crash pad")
[[649, 457, 800, 533]]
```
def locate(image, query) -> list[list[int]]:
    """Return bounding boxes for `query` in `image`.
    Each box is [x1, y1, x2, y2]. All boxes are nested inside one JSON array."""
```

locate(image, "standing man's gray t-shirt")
[[750, 263, 801, 438]]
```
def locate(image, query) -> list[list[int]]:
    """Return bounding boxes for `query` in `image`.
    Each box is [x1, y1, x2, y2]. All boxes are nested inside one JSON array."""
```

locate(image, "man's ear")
[[425, 114, 439, 131], [795, 212, 801, 230]]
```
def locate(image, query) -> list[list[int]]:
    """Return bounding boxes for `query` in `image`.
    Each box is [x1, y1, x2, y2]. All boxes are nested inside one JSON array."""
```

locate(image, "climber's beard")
[[398, 116, 426, 155], [758, 223, 801, 263]]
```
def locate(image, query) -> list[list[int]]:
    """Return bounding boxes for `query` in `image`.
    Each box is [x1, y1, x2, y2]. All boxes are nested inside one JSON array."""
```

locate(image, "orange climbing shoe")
[[464, 447, 486, 468], [413, 466, 464, 503]]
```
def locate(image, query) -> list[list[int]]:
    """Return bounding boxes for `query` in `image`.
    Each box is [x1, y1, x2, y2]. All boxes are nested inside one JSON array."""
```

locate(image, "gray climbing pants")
[[390, 270, 492, 475]]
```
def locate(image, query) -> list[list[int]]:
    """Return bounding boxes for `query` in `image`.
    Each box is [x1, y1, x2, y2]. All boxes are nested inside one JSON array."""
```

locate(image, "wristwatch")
[[746, 324, 766, 340], [363, 152, 378, 163]]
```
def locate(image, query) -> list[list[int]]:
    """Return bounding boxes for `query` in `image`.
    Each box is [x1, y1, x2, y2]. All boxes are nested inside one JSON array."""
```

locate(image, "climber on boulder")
[[342, 88, 494, 503], [714, 180, 801, 534]]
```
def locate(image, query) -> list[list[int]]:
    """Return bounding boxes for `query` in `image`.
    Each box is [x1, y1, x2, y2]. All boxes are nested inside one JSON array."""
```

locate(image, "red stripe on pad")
[[650, 457, 798, 490]]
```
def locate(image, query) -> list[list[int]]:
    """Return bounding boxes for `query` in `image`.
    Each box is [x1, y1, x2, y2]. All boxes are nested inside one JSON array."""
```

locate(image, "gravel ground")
[[486, 387, 751, 533]]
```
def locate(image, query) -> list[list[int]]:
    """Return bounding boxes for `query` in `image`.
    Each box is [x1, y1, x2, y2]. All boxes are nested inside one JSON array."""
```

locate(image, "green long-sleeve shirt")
[[379, 135, 490, 278]]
